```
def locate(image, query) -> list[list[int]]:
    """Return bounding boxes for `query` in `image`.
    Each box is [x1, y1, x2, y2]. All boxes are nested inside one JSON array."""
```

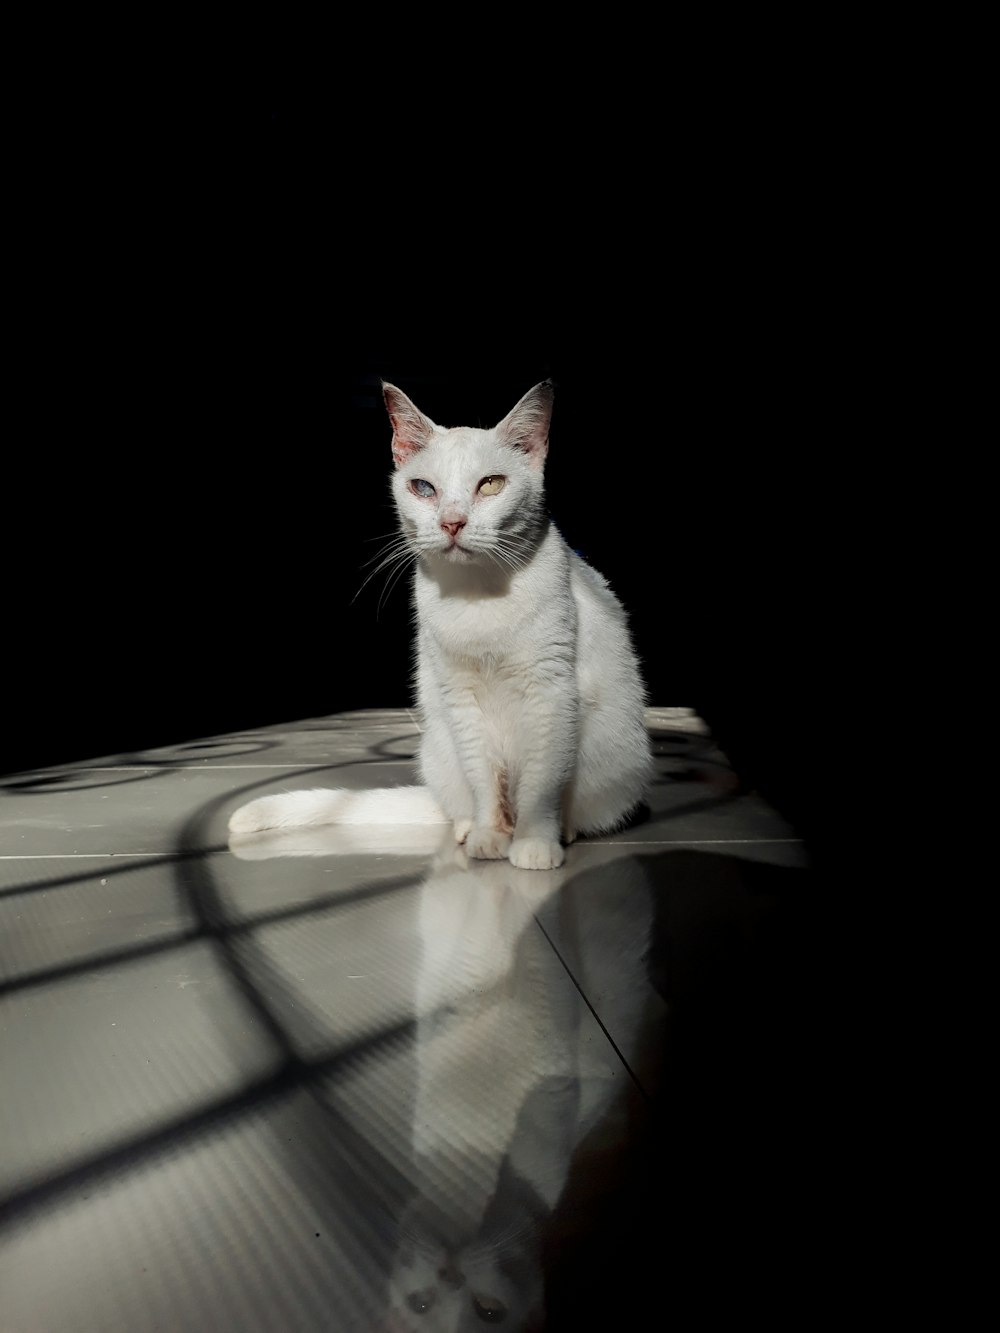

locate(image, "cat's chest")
[[416, 576, 571, 666], [421, 592, 522, 659]]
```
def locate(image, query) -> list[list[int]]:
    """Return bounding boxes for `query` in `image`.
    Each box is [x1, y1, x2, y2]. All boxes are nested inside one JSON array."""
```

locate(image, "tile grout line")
[[35, 762, 417, 771], [0, 853, 178, 860], [585, 837, 804, 845], [532, 913, 650, 1103], [0, 837, 803, 861]]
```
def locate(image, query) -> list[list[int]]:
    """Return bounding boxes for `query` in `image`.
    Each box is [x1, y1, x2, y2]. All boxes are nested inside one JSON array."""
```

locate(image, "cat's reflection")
[[230, 826, 654, 1332]]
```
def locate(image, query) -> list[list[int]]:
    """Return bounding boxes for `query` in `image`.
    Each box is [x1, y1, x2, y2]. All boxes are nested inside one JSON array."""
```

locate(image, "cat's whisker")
[[361, 535, 408, 562], [376, 551, 418, 618], [362, 529, 407, 544], [357, 552, 408, 584], [357, 533, 410, 575], [359, 536, 410, 570], [352, 540, 415, 603], [376, 567, 408, 617], [488, 539, 527, 573]]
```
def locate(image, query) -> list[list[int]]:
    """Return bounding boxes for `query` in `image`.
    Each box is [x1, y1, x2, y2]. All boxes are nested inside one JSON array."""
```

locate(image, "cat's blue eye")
[[410, 478, 436, 498]]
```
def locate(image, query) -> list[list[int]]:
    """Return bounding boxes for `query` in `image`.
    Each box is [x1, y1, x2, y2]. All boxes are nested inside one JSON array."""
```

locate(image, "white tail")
[[227, 785, 446, 835]]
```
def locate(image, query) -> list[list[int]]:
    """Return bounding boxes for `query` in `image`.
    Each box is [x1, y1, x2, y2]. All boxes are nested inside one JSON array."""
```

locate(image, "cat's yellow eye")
[[478, 476, 506, 497]]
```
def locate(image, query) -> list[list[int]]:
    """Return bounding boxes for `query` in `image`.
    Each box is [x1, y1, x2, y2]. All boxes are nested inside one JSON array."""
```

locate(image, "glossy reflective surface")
[[1, 709, 820, 1330]]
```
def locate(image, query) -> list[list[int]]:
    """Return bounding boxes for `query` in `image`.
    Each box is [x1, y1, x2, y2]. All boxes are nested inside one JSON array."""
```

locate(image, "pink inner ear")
[[504, 418, 552, 471], [498, 383, 554, 468], [511, 422, 549, 464], [383, 384, 433, 467], [390, 427, 422, 467]]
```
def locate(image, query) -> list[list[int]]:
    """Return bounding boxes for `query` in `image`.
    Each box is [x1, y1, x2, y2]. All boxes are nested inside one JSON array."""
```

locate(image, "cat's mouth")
[[441, 541, 472, 559]]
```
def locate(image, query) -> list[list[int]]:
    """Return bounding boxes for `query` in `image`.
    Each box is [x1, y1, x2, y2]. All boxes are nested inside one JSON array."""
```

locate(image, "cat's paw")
[[453, 817, 473, 845], [509, 837, 565, 871], [465, 826, 512, 861]]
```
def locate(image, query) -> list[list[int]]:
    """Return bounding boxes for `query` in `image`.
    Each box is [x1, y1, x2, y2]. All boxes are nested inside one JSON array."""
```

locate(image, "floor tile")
[[0, 708, 821, 1330]]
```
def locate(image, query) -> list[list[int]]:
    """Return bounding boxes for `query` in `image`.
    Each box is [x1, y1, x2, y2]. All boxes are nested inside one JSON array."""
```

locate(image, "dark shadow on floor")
[[541, 845, 842, 1328]]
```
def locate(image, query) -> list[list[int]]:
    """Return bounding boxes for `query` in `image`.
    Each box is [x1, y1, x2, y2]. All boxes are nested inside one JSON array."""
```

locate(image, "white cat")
[[229, 380, 652, 870]]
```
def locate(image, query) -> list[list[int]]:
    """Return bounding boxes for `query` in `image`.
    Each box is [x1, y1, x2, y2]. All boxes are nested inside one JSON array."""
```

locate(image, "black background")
[[9, 100, 845, 847]]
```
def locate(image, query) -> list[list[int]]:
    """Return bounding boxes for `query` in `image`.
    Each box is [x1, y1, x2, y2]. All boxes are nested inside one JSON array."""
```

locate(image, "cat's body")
[[229, 381, 652, 869]]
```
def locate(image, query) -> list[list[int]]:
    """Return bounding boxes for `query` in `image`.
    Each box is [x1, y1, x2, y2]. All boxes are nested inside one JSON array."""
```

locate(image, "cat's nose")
[[440, 519, 466, 539]]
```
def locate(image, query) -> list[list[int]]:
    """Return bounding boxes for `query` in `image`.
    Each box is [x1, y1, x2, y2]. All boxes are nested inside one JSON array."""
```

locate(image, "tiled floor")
[[1, 709, 819, 1331]]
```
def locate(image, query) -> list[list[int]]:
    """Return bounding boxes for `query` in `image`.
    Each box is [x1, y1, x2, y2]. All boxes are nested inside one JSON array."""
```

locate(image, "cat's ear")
[[496, 380, 554, 469], [382, 382, 436, 468]]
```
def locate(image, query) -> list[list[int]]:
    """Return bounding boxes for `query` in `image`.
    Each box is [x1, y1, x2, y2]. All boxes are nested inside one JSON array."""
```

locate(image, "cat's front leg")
[[455, 725, 515, 863], [422, 684, 512, 861], [507, 685, 576, 870], [463, 764, 514, 862]]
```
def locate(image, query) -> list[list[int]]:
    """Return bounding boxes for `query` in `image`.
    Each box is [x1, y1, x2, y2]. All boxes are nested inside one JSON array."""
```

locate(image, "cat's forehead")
[[434, 424, 494, 448], [421, 425, 502, 467]]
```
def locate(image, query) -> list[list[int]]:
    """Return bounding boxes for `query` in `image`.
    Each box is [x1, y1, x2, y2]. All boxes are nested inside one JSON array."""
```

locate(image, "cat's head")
[[387, 1244, 528, 1331], [383, 382, 553, 568], [385, 1196, 545, 1331]]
